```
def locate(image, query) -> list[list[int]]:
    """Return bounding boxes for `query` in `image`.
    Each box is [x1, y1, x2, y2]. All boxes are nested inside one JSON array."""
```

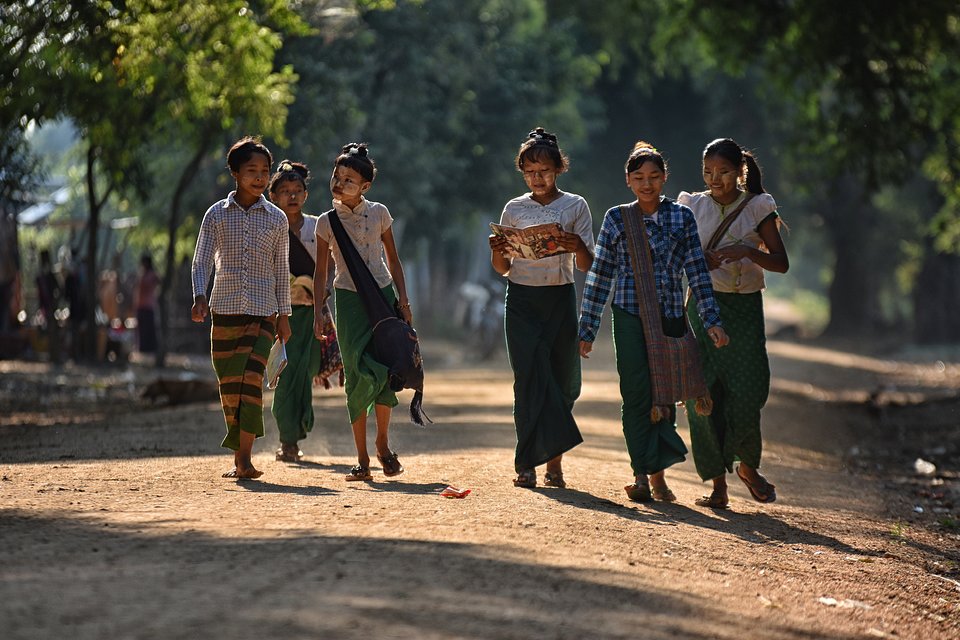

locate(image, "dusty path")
[[0, 336, 957, 639]]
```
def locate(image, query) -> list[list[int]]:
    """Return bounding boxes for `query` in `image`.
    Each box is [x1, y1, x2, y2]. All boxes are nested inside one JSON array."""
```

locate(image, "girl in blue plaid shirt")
[[578, 142, 728, 503]]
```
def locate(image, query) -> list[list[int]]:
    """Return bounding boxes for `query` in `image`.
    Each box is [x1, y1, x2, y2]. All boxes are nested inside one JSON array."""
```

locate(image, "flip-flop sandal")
[[275, 445, 303, 462], [345, 465, 373, 481], [695, 493, 730, 509], [624, 481, 652, 502], [377, 451, 404, 477], [736, 464, 777, 503], [651, 485, 677, 502], [543, 472, 566, 488], [513, 469, 536, 488]]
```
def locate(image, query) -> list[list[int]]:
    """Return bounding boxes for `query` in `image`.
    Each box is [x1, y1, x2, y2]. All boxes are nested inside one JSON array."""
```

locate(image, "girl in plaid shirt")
[[192, 137, 292, 480], [578, 142, 728, 503]]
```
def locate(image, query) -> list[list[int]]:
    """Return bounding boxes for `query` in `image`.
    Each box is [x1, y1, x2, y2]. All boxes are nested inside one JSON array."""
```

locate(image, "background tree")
[[658, 0, 960, 339], [111, 0, 305, 365]]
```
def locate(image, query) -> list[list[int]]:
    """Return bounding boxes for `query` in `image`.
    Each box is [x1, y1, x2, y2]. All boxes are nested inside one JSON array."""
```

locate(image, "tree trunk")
[[82, 143, 115, 361], [913, 237, 960, 344], [822, 176, 880, 337], [156, 139, 212, 367]]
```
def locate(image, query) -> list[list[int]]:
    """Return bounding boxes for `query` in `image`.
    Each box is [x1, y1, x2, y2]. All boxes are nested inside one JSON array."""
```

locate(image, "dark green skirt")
[[271, 305, 324, 444], [505, 282, 583, 472], [335, 286, 399, 423], [685, 291, 769, 480], [611, 304, 688, 476]]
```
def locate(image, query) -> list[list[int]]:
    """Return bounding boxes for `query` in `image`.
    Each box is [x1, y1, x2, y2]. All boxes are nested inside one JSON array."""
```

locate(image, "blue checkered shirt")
[[191, 191, 292, 317], [578, 198, 722, 342]]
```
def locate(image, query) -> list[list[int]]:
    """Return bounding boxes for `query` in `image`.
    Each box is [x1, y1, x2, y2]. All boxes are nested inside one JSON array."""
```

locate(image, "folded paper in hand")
[[265, 339, 287, 389], [490, 222, 566, 260]]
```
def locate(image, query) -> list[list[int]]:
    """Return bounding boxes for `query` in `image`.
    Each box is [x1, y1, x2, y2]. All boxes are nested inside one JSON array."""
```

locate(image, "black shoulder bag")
[[327, 210, 430, 425]]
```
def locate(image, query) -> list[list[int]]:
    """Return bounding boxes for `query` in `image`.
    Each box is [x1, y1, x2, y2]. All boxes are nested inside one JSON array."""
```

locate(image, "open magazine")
[[490, 221, 566, 260]]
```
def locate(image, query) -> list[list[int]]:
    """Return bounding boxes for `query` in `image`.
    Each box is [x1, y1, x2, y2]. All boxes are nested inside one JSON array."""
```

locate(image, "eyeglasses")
[[522, 169, 556, 179]]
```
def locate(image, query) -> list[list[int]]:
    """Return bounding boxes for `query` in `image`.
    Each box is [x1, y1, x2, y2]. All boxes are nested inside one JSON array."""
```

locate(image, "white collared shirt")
[[315, 197, 394, 292], [499, 191, 595, 286], [677, 190, 778, 294]]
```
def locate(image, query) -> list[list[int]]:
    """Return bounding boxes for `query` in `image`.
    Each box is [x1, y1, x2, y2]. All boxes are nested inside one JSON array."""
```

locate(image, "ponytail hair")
[[516, 127, 569, 172], [335, 143, 376, 182], [269, 159, 310, 194], [703, 138, 765, 194], [625, 140, 667, 174]]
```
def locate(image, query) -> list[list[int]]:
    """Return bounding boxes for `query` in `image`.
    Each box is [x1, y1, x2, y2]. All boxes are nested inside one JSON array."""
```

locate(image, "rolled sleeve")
[[191, 207, 217, 300]]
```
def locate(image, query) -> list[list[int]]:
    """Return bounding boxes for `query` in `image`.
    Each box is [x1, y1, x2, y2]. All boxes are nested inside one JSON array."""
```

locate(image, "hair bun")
[[632, 140, 658, 153], [276, 159, 309, 180], [527, 127, 558, 147], [341, 143, 369, 158]]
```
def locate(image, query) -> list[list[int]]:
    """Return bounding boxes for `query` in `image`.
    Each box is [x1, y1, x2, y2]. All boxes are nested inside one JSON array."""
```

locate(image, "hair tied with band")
[[279, 161, 293, 172], [527, 127, 558, 147], [342, 143, 368, 157]]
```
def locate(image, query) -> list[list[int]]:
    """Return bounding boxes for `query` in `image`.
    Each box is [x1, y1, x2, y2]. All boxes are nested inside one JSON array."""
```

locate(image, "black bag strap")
[[327, 210, 397, 324], [288, 229, 316, 277]]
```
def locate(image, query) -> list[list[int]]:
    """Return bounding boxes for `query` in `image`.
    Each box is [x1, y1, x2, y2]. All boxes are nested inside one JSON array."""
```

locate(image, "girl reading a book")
[[489, 127, 595, 488], [313, 143, 412, 481]]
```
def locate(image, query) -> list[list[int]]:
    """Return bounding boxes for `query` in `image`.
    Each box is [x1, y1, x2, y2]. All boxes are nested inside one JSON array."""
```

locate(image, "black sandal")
[[377, 450, 404, 477], [624, 477, 652, 502], [345, 465, 373, 481], [513, 469, 536, 488], [543, 471, 566, 488]]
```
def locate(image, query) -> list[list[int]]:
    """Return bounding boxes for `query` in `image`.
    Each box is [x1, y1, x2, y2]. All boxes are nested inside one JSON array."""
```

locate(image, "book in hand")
[[265, 339, 287, 390], [489, 222, 566, 260]]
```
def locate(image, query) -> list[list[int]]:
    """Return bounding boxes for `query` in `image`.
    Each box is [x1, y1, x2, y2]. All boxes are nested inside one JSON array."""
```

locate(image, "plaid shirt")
[[578, 198, 722, 342], [191, 191, 292, 317]]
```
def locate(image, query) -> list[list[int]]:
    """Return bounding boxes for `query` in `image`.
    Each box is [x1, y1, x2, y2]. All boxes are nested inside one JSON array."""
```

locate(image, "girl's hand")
[[314, 314, 326, 340], [579, 340, 593, 358], [712, 244, 751, 264], [704, 250, 724, 271], [556, 231, 582, 254], [276, 315, 292, 343], [191, 296, 209, 322], [398, 301, 413, 326], [707, 326, 729, 348], [489, 234, 512, 257]]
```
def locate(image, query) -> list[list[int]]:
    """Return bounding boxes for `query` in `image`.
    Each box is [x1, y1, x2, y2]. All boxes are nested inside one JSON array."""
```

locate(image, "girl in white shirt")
[[269, 160, 338, 463], [489, 128, 595, 489], [678, 138, 789, 508], [313, 144, 412, 482]]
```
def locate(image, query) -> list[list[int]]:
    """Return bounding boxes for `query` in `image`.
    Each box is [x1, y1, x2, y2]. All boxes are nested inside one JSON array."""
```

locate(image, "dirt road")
[[1, 335, 957, 639]]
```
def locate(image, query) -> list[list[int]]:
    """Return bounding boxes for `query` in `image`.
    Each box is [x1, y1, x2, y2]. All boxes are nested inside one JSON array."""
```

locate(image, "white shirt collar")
[[332, 197, 368, 218], [227, 191, 267, 211]]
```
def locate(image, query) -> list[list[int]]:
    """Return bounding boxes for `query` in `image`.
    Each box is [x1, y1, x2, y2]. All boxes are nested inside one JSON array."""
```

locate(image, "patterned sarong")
[[619, 203, 709, 420], [685, 291, 769, 480], [211, 314, 274, 450]]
